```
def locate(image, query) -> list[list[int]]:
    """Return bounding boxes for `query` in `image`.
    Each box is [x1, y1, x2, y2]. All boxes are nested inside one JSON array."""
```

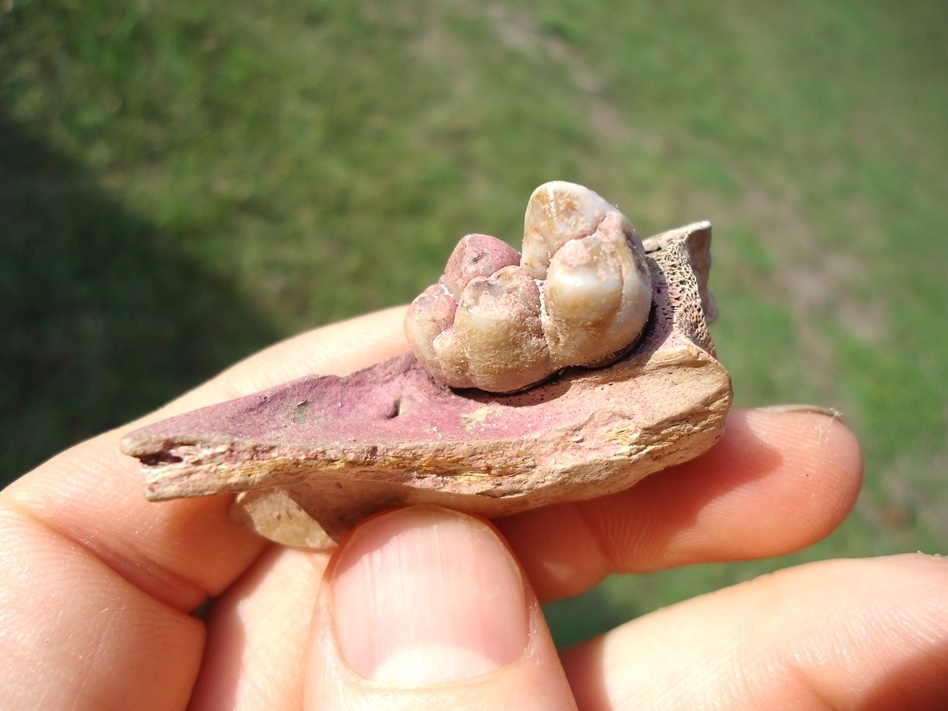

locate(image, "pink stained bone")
[[121, 222, 730, 546]]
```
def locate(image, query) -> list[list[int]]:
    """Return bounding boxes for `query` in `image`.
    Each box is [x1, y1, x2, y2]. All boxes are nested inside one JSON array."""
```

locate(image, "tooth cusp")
[[405, 182, 653, 393], [442, 233, 520, 298], [521, 180, 616, 280], [453, 268, 550, 392]]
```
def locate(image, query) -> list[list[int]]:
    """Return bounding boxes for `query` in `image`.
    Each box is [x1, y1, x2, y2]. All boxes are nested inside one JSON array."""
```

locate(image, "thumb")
[[305, 506, 577, 710]]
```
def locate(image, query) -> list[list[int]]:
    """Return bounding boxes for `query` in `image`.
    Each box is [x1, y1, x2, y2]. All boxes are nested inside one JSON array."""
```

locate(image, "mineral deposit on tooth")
[[121, 184, 732, 548]]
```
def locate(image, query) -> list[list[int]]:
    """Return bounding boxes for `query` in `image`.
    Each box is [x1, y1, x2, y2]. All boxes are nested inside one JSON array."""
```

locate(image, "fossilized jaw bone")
[[404, 181, 653, 393], [121, 221, 730, 548]]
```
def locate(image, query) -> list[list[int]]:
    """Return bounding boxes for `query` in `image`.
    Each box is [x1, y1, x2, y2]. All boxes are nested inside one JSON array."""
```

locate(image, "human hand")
[[1, 307, 945, 709]]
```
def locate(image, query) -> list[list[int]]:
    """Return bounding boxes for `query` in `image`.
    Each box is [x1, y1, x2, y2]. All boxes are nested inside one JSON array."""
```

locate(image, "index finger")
[[497, 407, 863, 602], [0, 306, 411, 709]]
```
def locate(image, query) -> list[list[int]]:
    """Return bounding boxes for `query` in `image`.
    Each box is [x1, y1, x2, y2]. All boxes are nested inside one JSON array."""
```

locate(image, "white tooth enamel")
[[545, 237, 622, 323], [404, 181, 653, 393], [521, 180, 615, 280]]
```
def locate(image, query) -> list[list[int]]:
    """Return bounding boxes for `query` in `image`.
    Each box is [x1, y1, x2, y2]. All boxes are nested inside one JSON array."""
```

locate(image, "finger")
[[0, 504, 204, 710], [188, 546, 331, 710], [0, 307, 408, 709], [561, 553, 948, 710], [497, 408, 863, 601], [188, 507, 579, 709], [306, 507, 578, 710], [3, 306, 409, 610]]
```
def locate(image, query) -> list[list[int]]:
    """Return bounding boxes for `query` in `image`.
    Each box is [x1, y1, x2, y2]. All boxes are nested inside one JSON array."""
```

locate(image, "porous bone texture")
[[121, 222, 730, 548]]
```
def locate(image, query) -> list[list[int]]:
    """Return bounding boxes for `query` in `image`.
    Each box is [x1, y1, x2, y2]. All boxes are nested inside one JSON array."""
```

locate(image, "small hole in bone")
[[141, 451, 184, 467], [383, 398, 403, 419]]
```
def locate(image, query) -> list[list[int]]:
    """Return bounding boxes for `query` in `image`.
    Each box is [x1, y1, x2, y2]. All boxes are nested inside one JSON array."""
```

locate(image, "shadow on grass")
[[0, 112, 280, 486], [544, 585, 638, 648]]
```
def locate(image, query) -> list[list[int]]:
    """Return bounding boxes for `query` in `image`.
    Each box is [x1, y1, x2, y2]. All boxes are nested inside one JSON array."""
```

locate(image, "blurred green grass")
[[2, 0, 946, 645]]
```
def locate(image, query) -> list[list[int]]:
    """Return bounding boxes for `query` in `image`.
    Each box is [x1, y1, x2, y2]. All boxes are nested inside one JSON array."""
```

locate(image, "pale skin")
[[1, 306, 946, 710]]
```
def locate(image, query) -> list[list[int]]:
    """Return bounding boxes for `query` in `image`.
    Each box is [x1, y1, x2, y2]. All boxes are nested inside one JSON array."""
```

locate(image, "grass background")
[[2, 0, 946, 644]]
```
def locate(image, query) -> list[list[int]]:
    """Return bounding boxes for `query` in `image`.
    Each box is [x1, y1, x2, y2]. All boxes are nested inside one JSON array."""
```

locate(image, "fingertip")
[[660, 407, 864, 561], [306, 507, 577, 709], [563, 554, 948, 710], [740, 406, 863, 514], [329, 507, 529, 684]]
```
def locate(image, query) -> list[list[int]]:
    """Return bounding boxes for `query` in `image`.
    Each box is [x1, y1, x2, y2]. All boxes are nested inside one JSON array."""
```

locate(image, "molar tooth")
[[404, 181, 653, 393], [596, 211, 653, 337], [453, 267, 551, 392], [543, 222, 650, 367]]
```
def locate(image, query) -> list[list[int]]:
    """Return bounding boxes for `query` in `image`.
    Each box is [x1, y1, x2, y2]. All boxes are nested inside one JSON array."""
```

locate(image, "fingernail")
[[757, 404, 845, 421], [329, 507, 529, 685]]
